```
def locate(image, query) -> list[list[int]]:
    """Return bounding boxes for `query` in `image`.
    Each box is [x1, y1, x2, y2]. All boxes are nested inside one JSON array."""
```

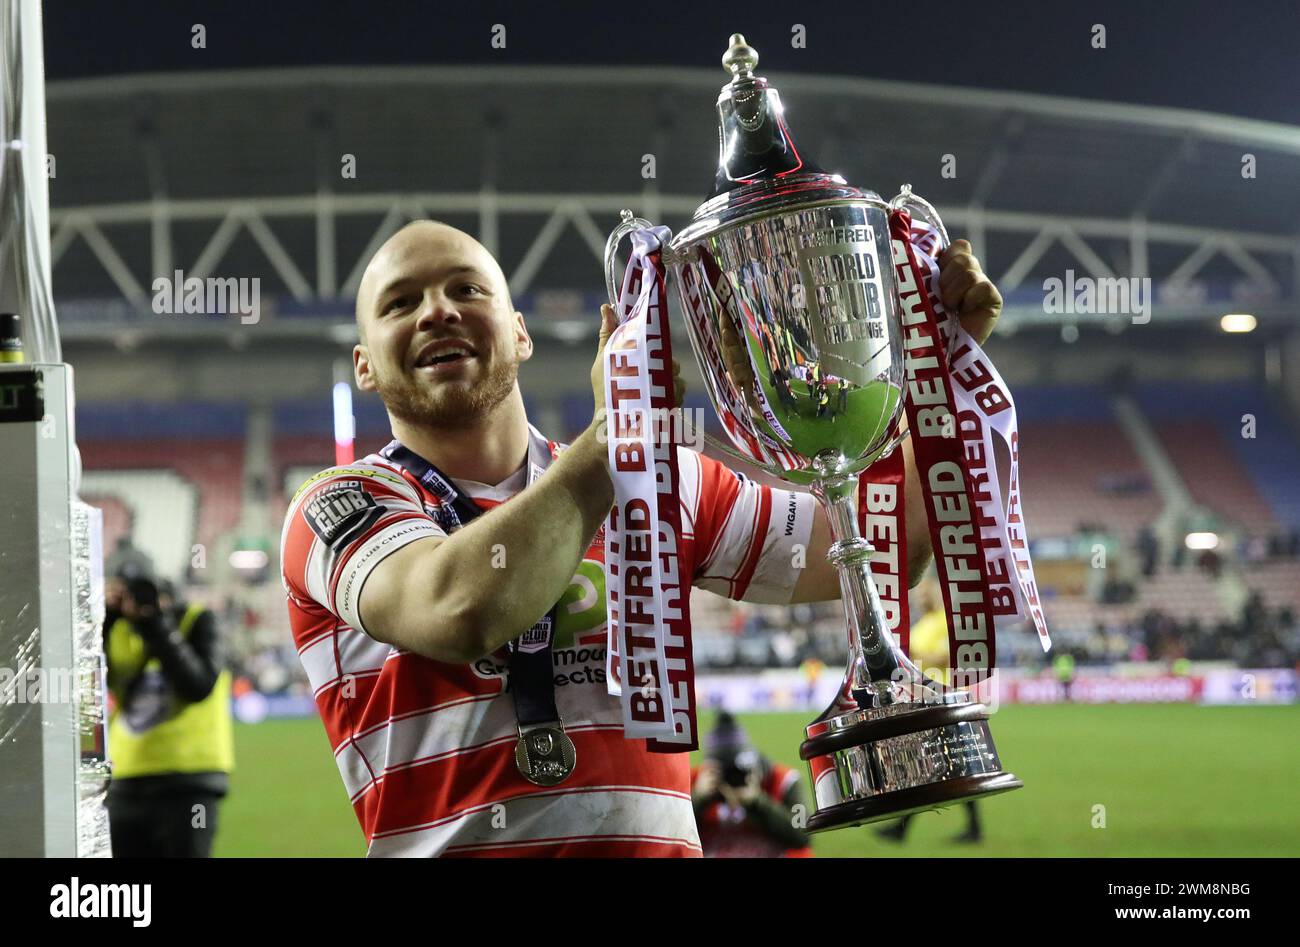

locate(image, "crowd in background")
[[110, 517, 1300, 701]]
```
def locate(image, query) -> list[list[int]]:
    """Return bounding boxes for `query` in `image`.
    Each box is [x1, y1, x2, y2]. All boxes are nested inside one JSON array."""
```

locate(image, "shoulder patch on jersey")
[[291, 465, 408, 504], [303, 481, 386, 548]]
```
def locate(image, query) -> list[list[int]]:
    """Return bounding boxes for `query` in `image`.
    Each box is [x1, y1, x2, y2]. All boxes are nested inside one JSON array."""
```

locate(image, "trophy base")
[[800, 701, 1022, 834], [805, 772, 1023, 833]]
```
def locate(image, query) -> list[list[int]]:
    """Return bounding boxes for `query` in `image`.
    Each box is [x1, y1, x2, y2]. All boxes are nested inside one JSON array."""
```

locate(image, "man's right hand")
[[591, 303, 687, 424], [591, 304, 618, 420]]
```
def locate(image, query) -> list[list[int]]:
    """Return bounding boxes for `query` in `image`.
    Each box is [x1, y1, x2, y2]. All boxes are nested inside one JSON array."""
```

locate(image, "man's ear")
[[514, 310, 534, 363], [354, 344, 377, 392]]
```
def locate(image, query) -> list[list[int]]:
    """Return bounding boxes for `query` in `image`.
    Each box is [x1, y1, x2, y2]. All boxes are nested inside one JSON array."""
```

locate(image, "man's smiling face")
[[354, 221, 532, 429]]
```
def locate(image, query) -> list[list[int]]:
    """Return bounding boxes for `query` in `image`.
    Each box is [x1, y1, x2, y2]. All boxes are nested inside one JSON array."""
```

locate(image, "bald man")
[[279, 219, 1001, 857]]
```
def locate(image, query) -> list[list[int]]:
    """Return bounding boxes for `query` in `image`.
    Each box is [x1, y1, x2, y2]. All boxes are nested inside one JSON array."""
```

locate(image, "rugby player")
[[279, 220, 1000, 856]]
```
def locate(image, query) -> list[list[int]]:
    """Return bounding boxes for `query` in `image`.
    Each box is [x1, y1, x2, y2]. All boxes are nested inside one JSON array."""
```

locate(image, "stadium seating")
[[1241, 559, 1300, 613], [70, 384, 1300, 674], [81, 470, 198, 582], [1154, 421, 1277, 533], [1016, 419, 1156, 542], [1137, 381, 1300, 531], [1046, 565, 1231, 628], [77, 402, 248, 582], [82, 492, 132, 553], [79, 439, 244, 581]]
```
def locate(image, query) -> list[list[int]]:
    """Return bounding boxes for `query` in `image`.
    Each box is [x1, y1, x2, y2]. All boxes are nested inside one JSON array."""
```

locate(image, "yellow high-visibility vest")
[[909, 608, 952, 686], [107, 602, 234, 778]]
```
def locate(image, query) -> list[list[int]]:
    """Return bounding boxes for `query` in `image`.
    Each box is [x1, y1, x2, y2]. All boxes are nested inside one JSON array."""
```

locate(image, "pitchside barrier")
[[224, 664, 1297, 724]]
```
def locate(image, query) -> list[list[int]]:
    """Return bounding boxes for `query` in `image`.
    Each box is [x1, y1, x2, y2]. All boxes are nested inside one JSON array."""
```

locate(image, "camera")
[[720, 748, 760, 788]]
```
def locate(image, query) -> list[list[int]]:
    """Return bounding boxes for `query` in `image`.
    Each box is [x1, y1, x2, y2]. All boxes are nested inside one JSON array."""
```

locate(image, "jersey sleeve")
[[679, 447, 816, 605], [280, 462, 445, 637]]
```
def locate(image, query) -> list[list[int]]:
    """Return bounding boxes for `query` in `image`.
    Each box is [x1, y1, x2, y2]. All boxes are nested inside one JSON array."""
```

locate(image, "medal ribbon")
[[603, 226, 697, 751], [379, 428, 568, 728], [857, 447, 910, 655]]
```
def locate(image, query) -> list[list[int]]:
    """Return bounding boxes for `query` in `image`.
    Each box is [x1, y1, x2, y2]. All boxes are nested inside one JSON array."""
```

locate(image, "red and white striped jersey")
[[279, 431, 815, 857]]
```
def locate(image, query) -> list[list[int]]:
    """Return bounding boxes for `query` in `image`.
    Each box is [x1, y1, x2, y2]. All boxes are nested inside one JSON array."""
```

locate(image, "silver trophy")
[[604, 34, 1020, 831]]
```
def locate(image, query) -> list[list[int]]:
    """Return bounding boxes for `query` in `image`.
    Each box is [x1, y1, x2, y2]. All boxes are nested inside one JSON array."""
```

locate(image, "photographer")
[[103, 571, 234, 857], [690, 712, 812, 858]]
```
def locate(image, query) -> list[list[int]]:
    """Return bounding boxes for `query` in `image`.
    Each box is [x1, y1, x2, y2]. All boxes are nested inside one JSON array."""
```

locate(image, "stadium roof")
[[43, 65, 1300, 326]]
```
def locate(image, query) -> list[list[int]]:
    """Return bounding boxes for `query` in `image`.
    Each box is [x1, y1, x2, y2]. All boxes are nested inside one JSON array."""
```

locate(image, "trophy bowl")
[[605, 34, 1021, 831]]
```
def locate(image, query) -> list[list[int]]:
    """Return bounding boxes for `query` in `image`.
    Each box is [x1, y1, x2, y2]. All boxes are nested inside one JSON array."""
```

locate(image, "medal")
[[381, 430, 580, 785], [514, 721, 577, 786]]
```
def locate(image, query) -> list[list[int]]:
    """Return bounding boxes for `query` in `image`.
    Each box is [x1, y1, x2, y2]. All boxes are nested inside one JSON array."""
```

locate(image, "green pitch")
[[213, 705, 1300, 857]]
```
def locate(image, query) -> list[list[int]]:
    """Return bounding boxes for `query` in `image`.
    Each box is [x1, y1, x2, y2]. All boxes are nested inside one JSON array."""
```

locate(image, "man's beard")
[[373, 351, 518, 430]]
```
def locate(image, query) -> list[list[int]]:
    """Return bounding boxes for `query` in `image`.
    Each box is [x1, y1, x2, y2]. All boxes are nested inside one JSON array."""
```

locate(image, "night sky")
[[43, 0, 1300, 126]]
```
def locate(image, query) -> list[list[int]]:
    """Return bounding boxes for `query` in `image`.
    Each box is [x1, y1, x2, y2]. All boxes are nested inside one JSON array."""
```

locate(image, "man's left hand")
[[937, 239, 1002, 346]]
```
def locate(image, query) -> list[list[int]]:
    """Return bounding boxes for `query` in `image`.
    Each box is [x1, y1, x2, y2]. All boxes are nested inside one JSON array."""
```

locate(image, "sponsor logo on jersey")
[[473, 644, 608, 687]]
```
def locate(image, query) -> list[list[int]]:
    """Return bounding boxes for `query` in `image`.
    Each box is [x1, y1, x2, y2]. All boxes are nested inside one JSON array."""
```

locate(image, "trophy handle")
[[889, 183, 951, 249], [606, 208, 790, 479], [604, 209, 660, 307]]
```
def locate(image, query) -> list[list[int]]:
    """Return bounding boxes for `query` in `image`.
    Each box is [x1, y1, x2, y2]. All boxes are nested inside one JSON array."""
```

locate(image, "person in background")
[[690, 712, 813, 857], [877, 577, 983, 844], [105, 534, 155, 585], [806, 359, 821, 399], [104, 572, 234, 857], [1053, 650, 1077, 702]]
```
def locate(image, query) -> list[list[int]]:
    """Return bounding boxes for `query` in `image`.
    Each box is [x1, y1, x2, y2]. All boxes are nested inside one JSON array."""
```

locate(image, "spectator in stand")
[[1136, 526, 1160, 578]]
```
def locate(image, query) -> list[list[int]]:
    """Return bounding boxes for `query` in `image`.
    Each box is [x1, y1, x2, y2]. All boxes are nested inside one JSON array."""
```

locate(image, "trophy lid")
[[675, 34, 883, 249], [711, 33, 823, 197]]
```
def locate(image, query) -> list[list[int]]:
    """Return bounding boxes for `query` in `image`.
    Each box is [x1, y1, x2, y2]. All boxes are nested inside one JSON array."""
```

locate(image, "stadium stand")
[[49, 66, 1300, 691], [1137, 381, 1300, 531]]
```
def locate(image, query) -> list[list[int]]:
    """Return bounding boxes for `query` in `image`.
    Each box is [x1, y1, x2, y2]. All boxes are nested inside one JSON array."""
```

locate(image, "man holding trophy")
[[280, 33, 1039, 856]]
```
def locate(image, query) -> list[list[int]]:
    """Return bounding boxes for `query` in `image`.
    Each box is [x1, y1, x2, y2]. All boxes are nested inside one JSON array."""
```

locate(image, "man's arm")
[[118, 579, 222, 702], [356, 304, 673, 664], [358, 422, 613, 663], [734, 766, 811, 849], [136, 608, 223, 703]]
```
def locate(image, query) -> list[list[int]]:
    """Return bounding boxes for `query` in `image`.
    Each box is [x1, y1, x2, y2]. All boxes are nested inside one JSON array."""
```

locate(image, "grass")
[[213, 704, 1300, 858]]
